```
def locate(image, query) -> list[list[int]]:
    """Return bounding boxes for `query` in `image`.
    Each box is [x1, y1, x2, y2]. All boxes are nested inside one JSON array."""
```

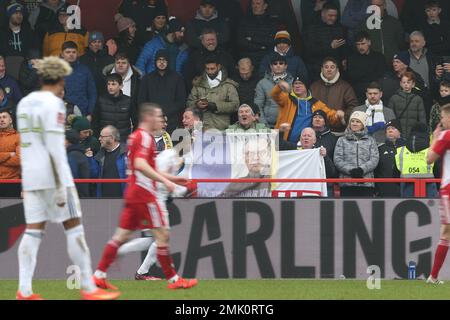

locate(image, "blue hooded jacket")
[[64, 60, 97, 115], [136, 34, 189, 75]]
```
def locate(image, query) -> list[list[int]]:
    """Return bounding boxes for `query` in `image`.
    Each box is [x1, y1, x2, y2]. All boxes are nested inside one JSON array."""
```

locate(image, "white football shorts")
[[23, 186, 82, 224]]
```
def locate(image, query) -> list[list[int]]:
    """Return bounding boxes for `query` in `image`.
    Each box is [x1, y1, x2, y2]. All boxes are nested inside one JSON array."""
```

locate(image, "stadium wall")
[[0, 198, 443, 280]]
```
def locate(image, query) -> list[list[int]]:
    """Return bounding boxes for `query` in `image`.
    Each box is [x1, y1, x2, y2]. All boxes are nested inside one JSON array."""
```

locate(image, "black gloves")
[[349, 167, 364, 178]]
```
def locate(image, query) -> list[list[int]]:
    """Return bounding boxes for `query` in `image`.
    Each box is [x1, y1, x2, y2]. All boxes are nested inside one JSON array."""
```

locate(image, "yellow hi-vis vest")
[[395, 146, 434, 178]]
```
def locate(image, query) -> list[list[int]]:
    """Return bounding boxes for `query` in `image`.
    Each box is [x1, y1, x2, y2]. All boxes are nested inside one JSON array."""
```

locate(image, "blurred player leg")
[[117, 236, 153, 255], [428, 195, 450, 284], [17, 227, 45, 299], [152, 227, 197, 289], [135, 241, 159, 279], [94, 227, 133, 290]]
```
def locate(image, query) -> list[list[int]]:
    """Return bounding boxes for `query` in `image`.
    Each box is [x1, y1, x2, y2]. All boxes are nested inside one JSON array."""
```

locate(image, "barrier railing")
[[0, 178, 442, 198]]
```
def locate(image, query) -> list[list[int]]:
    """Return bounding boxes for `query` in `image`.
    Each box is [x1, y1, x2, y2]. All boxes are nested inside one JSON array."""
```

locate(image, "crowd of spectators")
[[1, 0, 450, 198]]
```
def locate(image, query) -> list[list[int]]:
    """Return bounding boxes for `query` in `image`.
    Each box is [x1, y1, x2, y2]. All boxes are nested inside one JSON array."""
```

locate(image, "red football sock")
[[97, 240, 121, 273], [157, 246, 177, 280], [431, 239, 450, 279]]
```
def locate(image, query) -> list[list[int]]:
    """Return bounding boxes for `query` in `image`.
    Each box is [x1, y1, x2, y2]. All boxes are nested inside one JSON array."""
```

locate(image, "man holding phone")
[[302, 2, 348, 81], [187, 54, 239, 131]]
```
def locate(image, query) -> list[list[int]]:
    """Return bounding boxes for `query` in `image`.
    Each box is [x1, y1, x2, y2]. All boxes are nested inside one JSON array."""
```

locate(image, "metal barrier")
[[0, 178, 441, 198]]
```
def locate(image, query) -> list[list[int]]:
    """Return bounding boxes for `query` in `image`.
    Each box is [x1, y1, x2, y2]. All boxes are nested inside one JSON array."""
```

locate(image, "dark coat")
[[346, 50, 387, 103], [67, 143, 90, 198], [103, 63, 141, 117], [64, 60, 97, 116], [183, 46, 235, 91], [259, 47, 310, 84], [378, 68, 427, 104], [185, 10, 230, 50], [109, 36, 141, 66], [374, 138, 405, 197], [92, 92, 136, 142], [118, 0, 168, 48], [231, 72, 260, 105], [360, 14, 405, 65], [79, 48, 115, 94], [401, 0, 450, 34], [29, 0, 66, 44], [18, 60, 39, 96], [0, 24, 35, 57], [315, 126, 338, 161], [237, 12, 278, 66], [420, 20, 450, 57], [88, 143, 128, 197], [137, 69, 186, 134], [302, 20, 348, 80]]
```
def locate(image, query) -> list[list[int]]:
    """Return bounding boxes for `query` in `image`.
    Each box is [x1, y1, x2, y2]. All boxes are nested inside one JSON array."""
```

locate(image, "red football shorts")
[[119, 200, 167, 230], [440, 189, 450, 225]]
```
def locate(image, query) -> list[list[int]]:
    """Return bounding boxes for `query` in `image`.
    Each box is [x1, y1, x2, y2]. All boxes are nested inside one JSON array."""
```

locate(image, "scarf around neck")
[[365, 100, 385, 126], [320, 71, 340, 85], [207, 70, 222, 88]]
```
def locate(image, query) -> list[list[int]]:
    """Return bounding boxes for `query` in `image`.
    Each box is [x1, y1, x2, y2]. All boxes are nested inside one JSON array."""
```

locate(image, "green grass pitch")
[[0, 279, 449, 300]]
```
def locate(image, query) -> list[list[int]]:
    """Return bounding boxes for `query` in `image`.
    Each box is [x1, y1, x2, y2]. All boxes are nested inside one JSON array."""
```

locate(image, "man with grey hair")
[[227, 103, 269, 131], [407, 30, 438, 91], [87, 125, 127, 198], [406, 30, 438, 120]]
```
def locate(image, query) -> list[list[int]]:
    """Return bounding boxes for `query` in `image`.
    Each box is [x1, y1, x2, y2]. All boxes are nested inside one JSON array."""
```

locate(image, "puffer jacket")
[[92, 92, 135, 141], [254, 72, 294, 127], [64, 60, 97, 116], [334, 127, 380, 187], [387, 89, 426, 140], [103, 63, 141, 117], [186, 69, 239, 131], [374, 137, 405, 197], [0, 128, 20, 179], [43, 23, 89, 57]]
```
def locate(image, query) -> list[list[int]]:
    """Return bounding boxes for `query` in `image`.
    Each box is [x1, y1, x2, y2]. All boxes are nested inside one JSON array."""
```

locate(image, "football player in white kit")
[[15, 56, 120, 300]]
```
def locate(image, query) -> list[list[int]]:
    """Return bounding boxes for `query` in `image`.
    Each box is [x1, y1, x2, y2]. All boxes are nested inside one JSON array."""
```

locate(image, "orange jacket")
[[272, 85, 340, 140], [43, 28, 89, 57], [0, 128, 20, 179]]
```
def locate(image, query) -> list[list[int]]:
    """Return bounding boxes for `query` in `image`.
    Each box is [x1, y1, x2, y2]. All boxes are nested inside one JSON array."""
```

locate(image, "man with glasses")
[[87, 125, 127, 198], [254, 52, 294, 128]]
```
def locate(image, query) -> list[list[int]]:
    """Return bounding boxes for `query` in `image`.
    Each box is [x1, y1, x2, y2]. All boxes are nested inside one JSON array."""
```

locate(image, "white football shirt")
[[17, 91, 75, 191]]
